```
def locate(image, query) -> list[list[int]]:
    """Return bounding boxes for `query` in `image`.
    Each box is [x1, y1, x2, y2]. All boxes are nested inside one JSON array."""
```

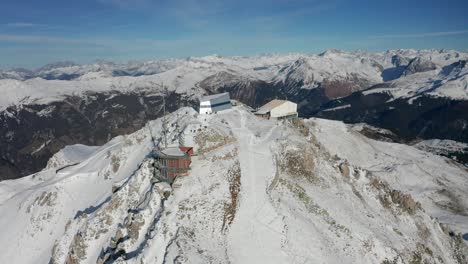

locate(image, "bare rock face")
[[441, 60, 467, 76], [403, 57, 437, 76], [370, 178, 422, 215], [339, 163, 350, 178], [278, 143, 317, 182], [320, 75, 371, 99], [199, 72, 276, 108], [391, 54, 411, 67]]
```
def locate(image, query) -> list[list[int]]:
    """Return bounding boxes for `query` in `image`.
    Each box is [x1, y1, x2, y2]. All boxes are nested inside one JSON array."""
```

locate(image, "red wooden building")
[[154, 146, 193, 183], [179, 147, 194, 156]]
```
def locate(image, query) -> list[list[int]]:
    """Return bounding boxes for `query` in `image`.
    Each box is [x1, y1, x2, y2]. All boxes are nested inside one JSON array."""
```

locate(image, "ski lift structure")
[[150, 83, 193, 185]]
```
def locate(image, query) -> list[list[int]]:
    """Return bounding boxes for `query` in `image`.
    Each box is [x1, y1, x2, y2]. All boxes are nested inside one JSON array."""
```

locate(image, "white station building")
[[199, 92, 232, 114], [254, 99, 298, 119]]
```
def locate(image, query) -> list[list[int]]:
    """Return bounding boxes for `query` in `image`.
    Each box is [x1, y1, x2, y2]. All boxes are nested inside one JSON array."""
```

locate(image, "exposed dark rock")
[[351, 124, 401, 143], [320, 75, 371, 99], [403, 57, 437, 76], [440, 60, 467, 76], [391, 54, 410, 67], [198, 72, 281, 108], [199, 71, 370, 114], [40, 73, 82, 80], [313, 91, 468, 164]]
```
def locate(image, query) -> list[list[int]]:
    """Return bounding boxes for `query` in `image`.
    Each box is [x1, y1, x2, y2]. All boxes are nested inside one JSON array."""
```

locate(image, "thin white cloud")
[[5, 22, 38, 27], [96, 0, 339, 28], [0, 32, 309, 53], [97, 0, 153, 9], [0, 34, 106, 46], [0, 33, 201, 50], [371, 30, 468, 39]]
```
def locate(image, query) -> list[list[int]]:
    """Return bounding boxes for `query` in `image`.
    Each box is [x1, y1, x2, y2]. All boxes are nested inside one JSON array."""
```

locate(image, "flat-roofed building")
[[199, 92, 231, 114]]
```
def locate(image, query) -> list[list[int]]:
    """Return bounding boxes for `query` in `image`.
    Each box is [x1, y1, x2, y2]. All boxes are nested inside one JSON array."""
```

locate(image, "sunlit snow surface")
[[0, 107, 467, 263]]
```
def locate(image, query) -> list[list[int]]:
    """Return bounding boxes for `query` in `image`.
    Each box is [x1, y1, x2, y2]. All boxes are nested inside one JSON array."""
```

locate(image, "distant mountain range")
[[1, 49, 467, 180]]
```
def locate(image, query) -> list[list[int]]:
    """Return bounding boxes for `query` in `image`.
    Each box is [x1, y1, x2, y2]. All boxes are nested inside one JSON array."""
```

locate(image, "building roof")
[[155, 147, 188, 159], [255, 99, 288, 115], [200, 92, 230, 102], [162, 147, 186, 156]]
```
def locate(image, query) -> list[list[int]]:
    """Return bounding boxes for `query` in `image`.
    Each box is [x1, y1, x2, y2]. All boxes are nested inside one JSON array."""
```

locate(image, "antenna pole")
[[163, 83, 166, 117], [162, 82, 168, 148]]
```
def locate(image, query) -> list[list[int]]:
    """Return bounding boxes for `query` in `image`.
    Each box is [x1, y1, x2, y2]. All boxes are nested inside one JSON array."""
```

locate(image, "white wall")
[[270, 101, 297, 118], [200, 101, 211, 107], [199, 99, 213, 114], [199, 93, 231, 115], [199, 104, 212, 114]]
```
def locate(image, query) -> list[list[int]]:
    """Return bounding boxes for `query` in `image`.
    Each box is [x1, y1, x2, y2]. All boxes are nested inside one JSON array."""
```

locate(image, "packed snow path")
[[227, 109, 288, 263]]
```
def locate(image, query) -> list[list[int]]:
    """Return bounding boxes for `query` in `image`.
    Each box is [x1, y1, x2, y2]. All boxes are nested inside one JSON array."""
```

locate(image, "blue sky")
[[0, 0, 467, 68]]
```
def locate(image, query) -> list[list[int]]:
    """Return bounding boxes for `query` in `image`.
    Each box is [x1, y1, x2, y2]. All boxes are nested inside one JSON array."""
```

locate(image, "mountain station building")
[[254, 99, 298, 119], [154, 146, 193, 183], [199, 92, 232, 114]]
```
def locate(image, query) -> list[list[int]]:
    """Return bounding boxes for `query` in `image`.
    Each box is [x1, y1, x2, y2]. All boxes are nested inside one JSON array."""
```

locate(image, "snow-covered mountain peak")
[[272, 51, 385, 90], [318, 49, 346, 57], [0, 106, 467, 263], [391, 54, 411, 67]]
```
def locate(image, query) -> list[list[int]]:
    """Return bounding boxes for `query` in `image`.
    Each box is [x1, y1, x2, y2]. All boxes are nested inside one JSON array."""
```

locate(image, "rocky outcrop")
[[391, 54, 411, 67], [403, 57, 437, 76], [198, 72, 278, 108], [440, 60, 467, 77]]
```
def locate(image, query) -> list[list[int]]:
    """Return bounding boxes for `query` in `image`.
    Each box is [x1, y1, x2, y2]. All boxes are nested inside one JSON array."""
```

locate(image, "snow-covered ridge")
[[1, 49, 467, 110], [362, 58, 468, 101], [0, 107, 467, 263]]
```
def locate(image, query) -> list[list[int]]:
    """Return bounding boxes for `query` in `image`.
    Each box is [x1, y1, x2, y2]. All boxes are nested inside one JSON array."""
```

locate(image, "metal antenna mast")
[[161, 82, 168, 149]]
